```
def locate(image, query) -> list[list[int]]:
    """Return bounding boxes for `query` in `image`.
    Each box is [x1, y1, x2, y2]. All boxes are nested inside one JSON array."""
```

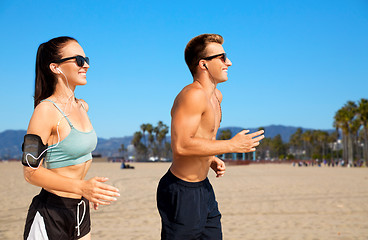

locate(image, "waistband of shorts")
[[165, 170, 209, 188], [38, 188, 88, 208]]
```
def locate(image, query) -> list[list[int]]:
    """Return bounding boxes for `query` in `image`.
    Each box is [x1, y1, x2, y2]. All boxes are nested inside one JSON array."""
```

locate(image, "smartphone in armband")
[[21, 134, 48, 168]]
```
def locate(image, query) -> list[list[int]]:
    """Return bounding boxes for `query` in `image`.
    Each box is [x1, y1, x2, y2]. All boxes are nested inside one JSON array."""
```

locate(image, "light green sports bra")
[[41, 99, 97, 169]]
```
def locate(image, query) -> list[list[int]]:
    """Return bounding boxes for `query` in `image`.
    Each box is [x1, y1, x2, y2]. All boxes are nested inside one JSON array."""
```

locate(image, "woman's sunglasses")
[[202, 53, 227, 63], [53, 55, 89, 67]]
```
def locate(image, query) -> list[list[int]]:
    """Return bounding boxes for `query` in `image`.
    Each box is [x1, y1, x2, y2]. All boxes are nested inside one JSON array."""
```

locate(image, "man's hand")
[[230, 130, 264, 153], [211, 157, 226, 178]]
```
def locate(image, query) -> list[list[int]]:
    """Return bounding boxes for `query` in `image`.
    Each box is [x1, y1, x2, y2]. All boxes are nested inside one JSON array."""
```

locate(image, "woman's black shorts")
[[24, 189, 90, 240]]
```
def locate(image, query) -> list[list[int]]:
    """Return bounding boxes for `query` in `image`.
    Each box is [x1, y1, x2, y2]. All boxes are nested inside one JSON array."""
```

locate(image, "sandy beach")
[[0, 161, 367, 240]]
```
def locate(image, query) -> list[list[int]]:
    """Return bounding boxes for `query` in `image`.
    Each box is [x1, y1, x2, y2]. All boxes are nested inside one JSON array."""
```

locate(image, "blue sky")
[[0, 0, 367, 138]]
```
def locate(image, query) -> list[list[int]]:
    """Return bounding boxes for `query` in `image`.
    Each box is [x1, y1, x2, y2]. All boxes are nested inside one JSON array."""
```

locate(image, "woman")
[[22, 36, 120, 240]]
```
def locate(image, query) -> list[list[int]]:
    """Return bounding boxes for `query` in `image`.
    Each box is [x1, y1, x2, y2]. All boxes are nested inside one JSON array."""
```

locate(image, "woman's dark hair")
[[34, 36, 78, 108]]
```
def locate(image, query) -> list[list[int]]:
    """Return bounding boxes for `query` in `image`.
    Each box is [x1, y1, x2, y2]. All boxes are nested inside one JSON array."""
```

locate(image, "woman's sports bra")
[[41, 99, 97, 169]]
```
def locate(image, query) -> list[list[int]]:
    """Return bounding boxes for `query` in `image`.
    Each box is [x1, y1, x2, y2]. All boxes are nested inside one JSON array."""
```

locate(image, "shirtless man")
[[156, 34, 264, 240]]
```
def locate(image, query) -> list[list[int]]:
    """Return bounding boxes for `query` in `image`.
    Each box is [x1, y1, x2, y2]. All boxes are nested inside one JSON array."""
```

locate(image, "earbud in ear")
[[203, 64, 208, 70], [56, 68, 63, 74]]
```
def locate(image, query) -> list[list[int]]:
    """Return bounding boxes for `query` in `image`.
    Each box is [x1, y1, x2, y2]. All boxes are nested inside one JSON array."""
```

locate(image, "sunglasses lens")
[[76, 56, 83, 67], [76, 56, 89, 67], [222, 54, 227, 62]]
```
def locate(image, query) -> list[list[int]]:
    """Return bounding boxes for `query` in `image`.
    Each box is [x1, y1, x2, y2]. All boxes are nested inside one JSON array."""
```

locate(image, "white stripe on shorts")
[[27, 211, 49, 240]]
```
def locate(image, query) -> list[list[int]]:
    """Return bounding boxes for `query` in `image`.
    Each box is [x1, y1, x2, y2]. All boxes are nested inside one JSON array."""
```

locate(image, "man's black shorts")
[[157, 170, 222, 240]]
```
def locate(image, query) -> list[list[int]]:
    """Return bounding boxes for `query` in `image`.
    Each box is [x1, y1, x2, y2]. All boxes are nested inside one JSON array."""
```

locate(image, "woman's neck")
[[53, 79, 76, 104]]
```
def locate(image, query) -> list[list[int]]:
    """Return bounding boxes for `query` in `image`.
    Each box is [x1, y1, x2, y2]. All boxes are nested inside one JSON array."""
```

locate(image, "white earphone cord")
[[26, 69, 74, 170]]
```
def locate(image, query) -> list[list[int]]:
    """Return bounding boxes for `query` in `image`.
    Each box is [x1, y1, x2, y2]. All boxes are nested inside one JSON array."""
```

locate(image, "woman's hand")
[[81, 177, 120, 206], [91, 202, 99, 210]]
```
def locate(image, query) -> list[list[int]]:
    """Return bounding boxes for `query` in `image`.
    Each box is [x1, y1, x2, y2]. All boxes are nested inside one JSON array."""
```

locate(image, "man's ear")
[[199, 60, 207, 70]]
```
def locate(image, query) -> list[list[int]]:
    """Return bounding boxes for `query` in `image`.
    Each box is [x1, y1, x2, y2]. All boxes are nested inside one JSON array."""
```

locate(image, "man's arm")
[[171, 88, 264, 157]]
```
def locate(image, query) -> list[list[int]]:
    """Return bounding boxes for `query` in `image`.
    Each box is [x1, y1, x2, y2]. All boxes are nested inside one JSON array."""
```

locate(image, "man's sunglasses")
[[53, 55, 89, 67], [202, 53, 227, 63]]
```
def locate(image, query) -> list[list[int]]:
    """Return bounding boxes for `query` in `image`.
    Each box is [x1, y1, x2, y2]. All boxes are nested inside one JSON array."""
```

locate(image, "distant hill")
[[0, 125, 334, 159], [94, 136, 133, 157], [0, 130, 26, 159]]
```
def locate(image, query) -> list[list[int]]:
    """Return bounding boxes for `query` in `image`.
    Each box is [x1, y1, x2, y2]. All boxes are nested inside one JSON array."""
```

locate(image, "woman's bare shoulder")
[[78, 99, 89, 112]]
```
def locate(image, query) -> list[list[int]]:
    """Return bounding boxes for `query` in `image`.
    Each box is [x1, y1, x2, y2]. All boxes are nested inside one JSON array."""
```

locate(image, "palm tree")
[[146, 123, 153, 154], [315, 130, 329, 161], [218, 130, 232, 159], [157, 123, 169, 158], [357, 98, 368, 166], [302, 130, 313, 159], [334, 108, 349, 164], [146, 123, 153, 135], [140, 124, 148, 159], [271, 134, 286, 159], [345, 101, 358, 166], [218, 129, 232, 140], [140, 124, 147, 147], [327, 131, 339, 163], [132, 131, 143, 147], [290, 128, 303, 159], [334, 101, 358, 167], [131, 131, 146, 161], [119, 144, 127, 160], [351, 118, 361, 163]]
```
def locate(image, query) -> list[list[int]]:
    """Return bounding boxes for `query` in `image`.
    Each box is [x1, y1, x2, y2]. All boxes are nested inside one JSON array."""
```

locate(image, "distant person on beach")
[[156, 34, 264, 239], [22, 36, 120, 240]]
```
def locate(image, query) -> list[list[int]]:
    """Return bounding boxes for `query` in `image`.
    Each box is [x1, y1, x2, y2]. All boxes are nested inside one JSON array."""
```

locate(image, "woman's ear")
[[49, 63, 60, 74]]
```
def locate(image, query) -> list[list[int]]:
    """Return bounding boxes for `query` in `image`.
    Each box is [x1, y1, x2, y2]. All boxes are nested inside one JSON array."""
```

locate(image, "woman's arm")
[[23, 102, 119, 205], [24, 166, 119, 205]]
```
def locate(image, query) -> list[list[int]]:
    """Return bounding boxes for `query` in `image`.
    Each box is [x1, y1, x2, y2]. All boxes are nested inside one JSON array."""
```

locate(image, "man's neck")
[[193, 74, 217, 97]]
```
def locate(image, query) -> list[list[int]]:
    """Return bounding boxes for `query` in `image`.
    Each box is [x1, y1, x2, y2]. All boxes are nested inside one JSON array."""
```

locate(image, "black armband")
[[21, 134, 48, 168]]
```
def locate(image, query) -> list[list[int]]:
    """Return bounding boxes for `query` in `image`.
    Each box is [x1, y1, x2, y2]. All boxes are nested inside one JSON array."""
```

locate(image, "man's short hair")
[[185, 34, 224, 76]]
